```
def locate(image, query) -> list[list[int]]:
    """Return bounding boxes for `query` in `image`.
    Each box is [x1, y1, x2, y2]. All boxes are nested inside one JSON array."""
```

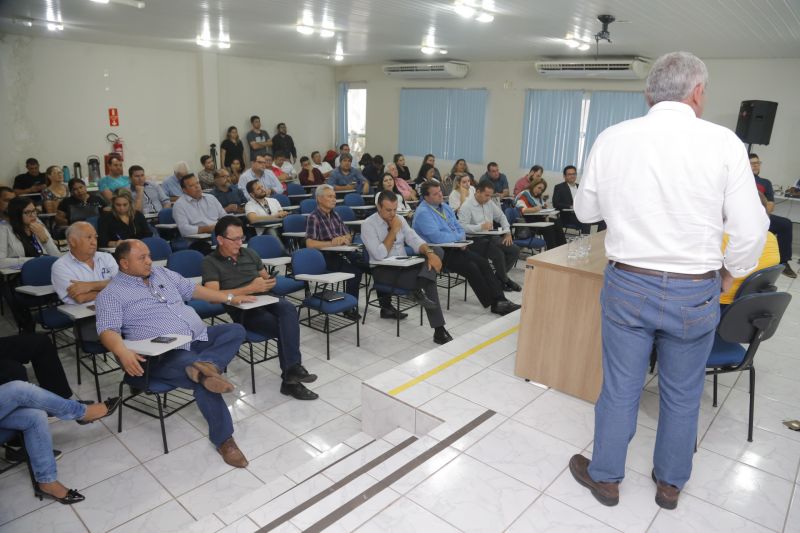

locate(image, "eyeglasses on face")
[[221, 234, 246, 243], [22, 209, 38, 215]]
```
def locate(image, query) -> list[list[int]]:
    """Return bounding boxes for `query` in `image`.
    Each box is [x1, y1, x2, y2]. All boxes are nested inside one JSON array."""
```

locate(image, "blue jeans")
[[231, 298, 301, 380], [588, 265, 720, 489], [126, 324, 245, 448], [0, 381, 88, 483]]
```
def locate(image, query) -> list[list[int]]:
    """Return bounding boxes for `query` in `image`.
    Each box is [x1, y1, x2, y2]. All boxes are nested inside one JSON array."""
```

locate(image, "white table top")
[[153, 259, 168, 267], [467, 229, 510, 236], [283, 205, 300, 211], [37, 212, 56, 218], [99, 247, 116, 253], [251, 221, 283, 229], [343, 220, 364, 226], [513, 221, 555, 228], [350, 205, 376, 211], [370, 256, 425, 267], [189, 276, 202, 285], [0, 257, 32, 276], [282, 231, 307, 238], [58, 302, 96, 320], [186, 233, 212, 240], [16, 284, 55, 296], [295, 272, 355, 283], [227, 294, 279, 310], [288, 194, 312, 198], [436, 240, 473, 248], [155, 223, 177, 229], [124, 334, 193, 356], [262, 256, 292, 267], [322, 245, 362, 252], [144, 212, 159, 219]]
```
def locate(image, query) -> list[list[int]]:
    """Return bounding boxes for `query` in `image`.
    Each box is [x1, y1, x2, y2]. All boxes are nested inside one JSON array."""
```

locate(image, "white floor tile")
[[0, 502, 87, 533], [109, 500, 195, 533], [648, 492, 773, 533], [245, 439, 320, 484], [314, 374, 363, 412], [54, 436, 140, 491], [450, 368, 544, 417], [265, 398, 344, 436], [358, 496, 461, 533], [421, 391, 507, 451], [178, 467, 264, 519], [231, 413, 296, 460], [513, 389, 596, 448], [144, 437, 233, 496], [301, 414, 364, 452], [506, 495, 619, 533]]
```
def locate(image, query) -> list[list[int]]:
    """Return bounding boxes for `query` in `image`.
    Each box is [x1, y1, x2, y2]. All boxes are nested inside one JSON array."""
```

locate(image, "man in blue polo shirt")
[[478, 162, 510, 197], [327, 154, 369, 194], [750, 153, 795, 278]]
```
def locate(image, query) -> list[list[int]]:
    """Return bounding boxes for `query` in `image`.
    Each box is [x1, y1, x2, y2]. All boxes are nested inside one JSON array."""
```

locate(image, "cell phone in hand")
[[150, 336, 177, 344]]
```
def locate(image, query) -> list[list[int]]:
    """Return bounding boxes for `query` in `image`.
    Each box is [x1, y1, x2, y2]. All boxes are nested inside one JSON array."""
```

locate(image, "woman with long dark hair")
[[0, 197, 60, 259], [97, 189, 152, 247], [393, 153, 412, 182], [220, 126, 245, 169]]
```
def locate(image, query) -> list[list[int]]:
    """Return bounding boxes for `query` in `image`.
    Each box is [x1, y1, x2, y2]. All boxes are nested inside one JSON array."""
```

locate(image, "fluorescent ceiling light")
[[565, 39, 580, 48], [439, 49, 448, 54], [217, 41, 230, 49], [420, 46, 436, 55], [46, 22, 64, 31], [475, 12, 494, 23], [90, 0, 110, 4], [296, 25, 314, 35], [334, 54, 344, 61], [319, 29, 335, 38], [11, 18, 34, 27], [577, 43, 590, 51], [454, 4, 476, 18], [195, 36, 212, 47]]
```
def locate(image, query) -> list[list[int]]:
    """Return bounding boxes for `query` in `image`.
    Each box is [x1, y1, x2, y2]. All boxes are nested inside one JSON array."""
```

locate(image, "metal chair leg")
[[712, 373, 718, 407], [395, 294, 400, 337], [325, 314, 330, 360], [156, 393, 168, 454], [748, 367, 755, 442], [117, 381, 125, 433], [249, 342, 256, 394]]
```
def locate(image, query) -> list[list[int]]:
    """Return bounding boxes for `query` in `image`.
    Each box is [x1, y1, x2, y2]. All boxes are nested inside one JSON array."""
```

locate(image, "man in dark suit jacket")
[[554, 165, 605, 233]]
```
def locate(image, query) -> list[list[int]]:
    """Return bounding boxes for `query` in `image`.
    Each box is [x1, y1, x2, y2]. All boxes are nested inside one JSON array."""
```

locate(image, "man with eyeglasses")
[[201, 216, 318, 400], [96, 239, 254, 467], [750, 153, 796, 278], [238, 155, 282, 202], [130, 165, 170, 215]]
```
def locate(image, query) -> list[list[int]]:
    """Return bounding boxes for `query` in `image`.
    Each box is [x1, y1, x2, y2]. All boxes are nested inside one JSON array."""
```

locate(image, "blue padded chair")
[[291, 248, 359, 360], [362, 282, 423, 337], [504, 207, 546, 258], [299, 198, 317, 214], [247, 235, 304, 297], [334, 205, 356, 222], [343, 193, 364, 207], [706, 291, 791, 442], [272, 193, 290, 208], [141, 236, 172, 261], [237, 324, 278, 394], [85, 216, 99, 231], [156, 208, 189, 252], [286, 183, 305, 196], [19, 256, 73, 343], [166, 250, 225, 322], [282, 214, 308, 251]]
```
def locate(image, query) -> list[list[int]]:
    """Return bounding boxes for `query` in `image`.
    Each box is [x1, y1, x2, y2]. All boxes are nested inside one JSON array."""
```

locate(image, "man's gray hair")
[[385, 162, 397, 172], [645, 51, 708, 106], [65, 221, 92, 243], [339, 153, 353, 163], [173, 161, 189, 174], [315, 184, 334, 199]]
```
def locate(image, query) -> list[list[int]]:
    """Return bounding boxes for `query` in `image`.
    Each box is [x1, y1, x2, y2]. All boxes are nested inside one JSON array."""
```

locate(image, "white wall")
[[0, 34, 336, 185], [335, 58, 800, 187]]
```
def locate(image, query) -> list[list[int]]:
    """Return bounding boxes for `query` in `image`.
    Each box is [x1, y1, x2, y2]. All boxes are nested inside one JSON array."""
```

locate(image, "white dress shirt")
[[575, 101, 768, 277], [457, 195, 511, 234], [245, 197, 284, 235], [313, 162, 333, 176], [361, 212, 426, 261], [172, 193, 227, 236]]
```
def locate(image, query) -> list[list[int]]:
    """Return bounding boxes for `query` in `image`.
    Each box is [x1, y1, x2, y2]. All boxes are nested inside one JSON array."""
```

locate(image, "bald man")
[[51, 222, 118, 305]]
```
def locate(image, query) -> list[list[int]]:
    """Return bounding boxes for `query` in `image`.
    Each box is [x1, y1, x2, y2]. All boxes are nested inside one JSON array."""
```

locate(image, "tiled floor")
[[2, 255, 800, 532]]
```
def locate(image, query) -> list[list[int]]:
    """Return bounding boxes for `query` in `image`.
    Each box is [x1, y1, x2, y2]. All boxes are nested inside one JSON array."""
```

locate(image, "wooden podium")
[[514, 231, 607, 403]]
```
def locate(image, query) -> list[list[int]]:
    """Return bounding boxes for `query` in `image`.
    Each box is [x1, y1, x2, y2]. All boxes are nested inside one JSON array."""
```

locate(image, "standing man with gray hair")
[[569, 52, 768, 510]]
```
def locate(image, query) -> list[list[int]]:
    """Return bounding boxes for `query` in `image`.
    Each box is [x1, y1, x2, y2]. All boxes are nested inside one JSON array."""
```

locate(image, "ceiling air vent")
[[383, 61, 470, 79], [535, 57, 651, 79]]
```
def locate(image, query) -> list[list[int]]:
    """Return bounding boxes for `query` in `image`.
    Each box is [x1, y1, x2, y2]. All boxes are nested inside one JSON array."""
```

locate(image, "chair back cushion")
[[334, 206, 356, 221], [141, 236, 172, 261], [166, 249, 205, 277], [283, 214, 308, 233], [158, 208, 176, 225], [272, 193, 290, 207], [248, 235, 284, 259], [291, 248, 326, 276], [21, 255, 58, 286], [343, 193, 364, 206], [300, 199, 317, 214], [717, 291, 791, 344], [734, 264, 783, 299]]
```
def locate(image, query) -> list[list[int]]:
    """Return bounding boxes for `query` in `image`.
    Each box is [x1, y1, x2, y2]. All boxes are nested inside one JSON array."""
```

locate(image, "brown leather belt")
[[609, 261, 716, 280]]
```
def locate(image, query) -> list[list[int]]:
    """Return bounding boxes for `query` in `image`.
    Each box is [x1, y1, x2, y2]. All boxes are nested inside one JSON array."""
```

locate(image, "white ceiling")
[[1, 0, 800, 65]]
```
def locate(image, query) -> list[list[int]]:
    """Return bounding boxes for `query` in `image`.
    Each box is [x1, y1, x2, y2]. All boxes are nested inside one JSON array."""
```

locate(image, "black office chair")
[[706, 291, 791, 441], [733, 263, 783, 299]]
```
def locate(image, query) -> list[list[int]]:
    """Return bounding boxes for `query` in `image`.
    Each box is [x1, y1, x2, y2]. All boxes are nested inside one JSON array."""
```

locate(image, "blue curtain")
[[336, 82, 349, 147], [582, 91, 648, 166], [399, 88, 487, 162], [520, 90, 584, 172]]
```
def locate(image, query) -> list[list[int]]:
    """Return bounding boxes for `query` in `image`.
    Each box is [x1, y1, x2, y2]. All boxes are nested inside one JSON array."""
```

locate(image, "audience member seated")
[[197, 155, 216, 189], [412, 182, 520, 316], [458, 181, 522, 291], [751, 153, 795, 278], [0, 381, 119, 504], [239, 155, 282, 202], [210, 168, 246, 214], [393, 153, 413, 183], [513, 165, 543, 197], [220, 126, 245, 170], [305, 185, 366, 320], [334, 143, 351, 168], [448, 174, 475, 213], [130, 164, 170, 215], [310, 151, 333, 179], [160, 161, 190, 201], [299, 156, 326, 185], [362, 155, 385, 188], [374, 173, 411, 215], [42, 165, 69, 214], [274, 152, 297, 182], [173, 174, 227, 243], [272, 123, 297, 163], [13, 158, 46, 195], [358, 153, 373, 171], [98, 155, 130, 202], [0, 197, 60, 259], [98, 189, 152, 248], [247, 115, 272, 161], [245, 181, 288, 236], [0, 334, 72, 398], [0, 186, 15, 222], [229, 159, 244, 186], [52, 221, 118, 305], [479, 162, 510, 197], [515, 177, 567, 249], [420, 154, 442, 183], [385, 163, 417, 201], [201, 216, 318, 400], [362, 191, 453, 344], [96, 239, 252, 467], [720, 230, 779, 306], [553, 165, 606, 233], [56, 178, 108, 228], [328, 154, 369, 194], [444, 159, 474, 197], [415, 164, 441, 196]]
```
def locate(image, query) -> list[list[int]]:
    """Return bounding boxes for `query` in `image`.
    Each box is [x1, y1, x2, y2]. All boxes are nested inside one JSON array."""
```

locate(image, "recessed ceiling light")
[[334, 54, 344, 61], [296, 25, 314, 35], [46, 22, 64, 31], [195, 36, 212, 47], [565, 39, 580, 48], [577, 43, 590, 51], [90, 0, 110, 4], [319, 29, 335, 38], [454, 3, 476, 18], [475, 12, 494, 23], [420, 46, 436, 55], [439, 49, 448, 55]]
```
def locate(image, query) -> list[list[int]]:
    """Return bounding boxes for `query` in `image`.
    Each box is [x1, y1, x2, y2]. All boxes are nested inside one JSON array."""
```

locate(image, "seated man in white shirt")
[[311, 151, 333, 178], [274, 152, 297, 182], [244, 181, 287, 237], [172, 174, 227, 253], [361, 191, 452, 344], [239, 155, 282, 202]]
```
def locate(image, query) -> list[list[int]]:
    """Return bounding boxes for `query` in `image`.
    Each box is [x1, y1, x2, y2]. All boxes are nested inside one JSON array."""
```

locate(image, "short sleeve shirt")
[[51, 251, 118, 304], [246, 130, 271, 160], [306, 207, 347, 242], [13, 173, 46, 191], [98, 175, 131, 192], [201, 248, 266, 291]]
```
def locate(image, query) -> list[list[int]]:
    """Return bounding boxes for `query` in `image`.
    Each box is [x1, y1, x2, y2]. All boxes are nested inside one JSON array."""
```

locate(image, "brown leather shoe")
[[185, 362, 234, 393], [651, 470, 680, 510], [218, 437, 248, 468], [569, 454, 619, 506]]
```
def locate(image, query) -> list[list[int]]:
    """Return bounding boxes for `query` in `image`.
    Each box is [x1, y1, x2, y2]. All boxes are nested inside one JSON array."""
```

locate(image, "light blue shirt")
[[238, 168, 282, 201], [51, 251, 118, 304], [328, 167, 366, 191], [172, 193, 227, 236], [132, 182, 170, 214], [160, 175, 183, 198], [98, 175, 130, 193], [412, 200, 465, 244]]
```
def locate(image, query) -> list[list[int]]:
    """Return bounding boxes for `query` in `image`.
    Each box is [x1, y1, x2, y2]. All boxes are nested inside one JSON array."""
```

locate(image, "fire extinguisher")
[[106, 132, 124, 160]]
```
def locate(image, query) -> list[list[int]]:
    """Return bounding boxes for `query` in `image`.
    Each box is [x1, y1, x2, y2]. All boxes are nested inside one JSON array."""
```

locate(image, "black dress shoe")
[[380, 308, 408, 320], [342, 309, 360, 321], [503, 279, 522, 292], [280, 382, 319, 400], [284, 364, 318, 384], [433, 327, 453, 344], [76, 397, 122, 425], [490, 301, 521, 316], [410, 288, 439, 310], [34, 486, 85, 505]]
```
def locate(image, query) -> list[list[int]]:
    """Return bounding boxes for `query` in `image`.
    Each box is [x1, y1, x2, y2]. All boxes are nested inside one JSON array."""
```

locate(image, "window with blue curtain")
[[398, 88, 487, 162], [336, 82, 349, 147], [581, 91, 648, 167], [520, 90, 584, 172]]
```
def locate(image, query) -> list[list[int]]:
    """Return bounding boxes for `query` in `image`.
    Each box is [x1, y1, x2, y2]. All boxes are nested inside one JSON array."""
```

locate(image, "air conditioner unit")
[[534, 57, 651, 79], [382, 61, 470, 79]]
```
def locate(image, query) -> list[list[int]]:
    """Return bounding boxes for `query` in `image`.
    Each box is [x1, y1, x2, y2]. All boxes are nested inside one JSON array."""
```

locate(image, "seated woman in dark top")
[[98, 189, 151, 247], [0, 197, 60, 259]]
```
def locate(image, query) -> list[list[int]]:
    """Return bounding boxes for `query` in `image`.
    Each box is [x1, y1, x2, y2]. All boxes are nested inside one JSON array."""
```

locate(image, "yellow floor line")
[[388, 325, 520, 396]]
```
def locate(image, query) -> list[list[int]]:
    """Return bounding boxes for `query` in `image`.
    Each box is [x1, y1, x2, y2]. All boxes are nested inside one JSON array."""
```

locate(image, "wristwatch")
[[226, 293, 234, 304], [424, 249, 435, 255]]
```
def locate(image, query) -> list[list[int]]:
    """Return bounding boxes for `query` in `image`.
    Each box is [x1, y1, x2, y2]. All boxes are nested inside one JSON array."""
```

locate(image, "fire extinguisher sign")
[[108, 108, 119, 127]]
